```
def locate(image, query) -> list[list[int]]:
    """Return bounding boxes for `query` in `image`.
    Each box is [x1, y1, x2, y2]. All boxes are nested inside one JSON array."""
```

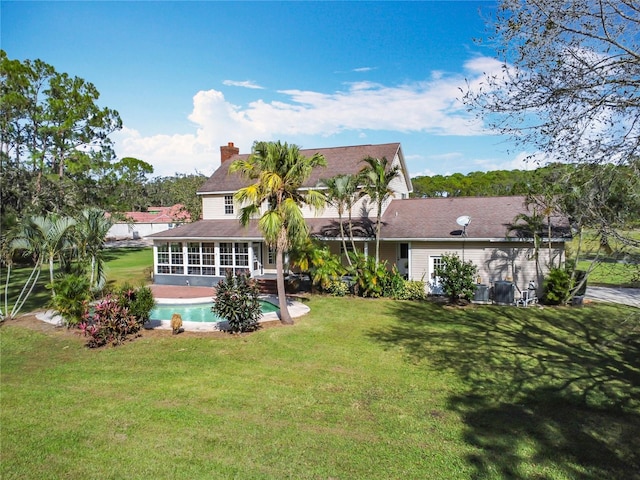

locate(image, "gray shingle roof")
[[149, 196, 571, 242], [198, 143, 403, 194], [375, 196, 564, 239], [147, 219, 264, 240]]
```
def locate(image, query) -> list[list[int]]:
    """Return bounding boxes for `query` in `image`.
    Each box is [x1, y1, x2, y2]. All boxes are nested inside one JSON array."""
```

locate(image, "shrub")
[[212, 272, 261, 333], [117, 283, 155, 322], [309, 248, 346, 292], [49, 273, 91, 327], [382, 266, 406, 299], [347, 252, 389, 298], [397, 280, 428, 301], [542, 267, 571, 305], [434, 253, 478, 303], [289, 239, 346, 293], [326, 279, 349, 297], [80, 284, 155, 348], [80, 295, 140, 348]]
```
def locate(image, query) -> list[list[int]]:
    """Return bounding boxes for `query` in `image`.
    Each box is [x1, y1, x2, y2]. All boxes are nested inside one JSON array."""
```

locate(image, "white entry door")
[[429, 256, 444, 295], [252, 242, 263, 276]]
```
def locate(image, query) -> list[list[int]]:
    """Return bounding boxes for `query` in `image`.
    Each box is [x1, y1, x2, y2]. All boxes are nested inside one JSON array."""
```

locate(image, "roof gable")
[[198, 143, 410, 194]]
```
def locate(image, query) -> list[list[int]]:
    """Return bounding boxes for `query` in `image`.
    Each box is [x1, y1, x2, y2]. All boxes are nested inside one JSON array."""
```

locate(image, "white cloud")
[[470, 150, 552, 172], [463, 56, 504, 75], [112, 57, 505, 177], [111, 126, 217, 177], [248, 78, 484, 136], [353, 67, 375, 72], [222, 80, 264, 89], [409, 167, 440, 177]]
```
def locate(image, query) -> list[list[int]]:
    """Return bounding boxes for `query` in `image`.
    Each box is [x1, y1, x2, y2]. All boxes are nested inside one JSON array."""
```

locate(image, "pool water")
[[150, 300, 279, 323]]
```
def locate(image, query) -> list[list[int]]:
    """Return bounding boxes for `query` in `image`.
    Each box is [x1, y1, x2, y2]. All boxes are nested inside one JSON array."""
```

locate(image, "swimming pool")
[[150, 300, 279, 323]]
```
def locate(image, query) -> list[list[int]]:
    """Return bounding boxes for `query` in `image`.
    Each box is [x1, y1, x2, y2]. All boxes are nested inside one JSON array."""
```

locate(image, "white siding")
[[377, 154, 409, 216], [301, 195, 374, 219], [201, 156, 411, 222], [408, 241, 564, 294], [389, 154, 410, 198], [300, 202, 339, 218], [201, 195, 235, 220]]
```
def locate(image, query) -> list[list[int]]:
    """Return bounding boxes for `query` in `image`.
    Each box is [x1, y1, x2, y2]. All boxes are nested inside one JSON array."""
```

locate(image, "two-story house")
[[147, 142, 570, 295]]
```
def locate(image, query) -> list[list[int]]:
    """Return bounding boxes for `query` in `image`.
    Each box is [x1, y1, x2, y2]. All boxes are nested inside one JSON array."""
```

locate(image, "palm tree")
[[526, 194, 561, 269], [508, 211, 545, 282], [11, 213, 76, 297], [1, 223, 41, 321], [359, 156, 400, 265], [320, 174, 356, 266], [340, 173, 361, 254], [75, 208, 113, 290], [229, 141, 326, 325]]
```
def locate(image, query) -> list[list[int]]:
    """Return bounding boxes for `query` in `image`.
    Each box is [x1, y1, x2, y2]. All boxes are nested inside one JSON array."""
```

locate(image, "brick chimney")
[[220, 142, 239, 163]]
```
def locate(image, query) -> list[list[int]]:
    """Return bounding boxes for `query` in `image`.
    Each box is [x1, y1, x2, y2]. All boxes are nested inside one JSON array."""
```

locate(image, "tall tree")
[[0, 50, 122, 217], [463, 0, 640, 248], [1, 220, 41, 321], [359, 156, 400, 265], [146, 173, 208, 221], [229, 141, 326, 325], [320, 174, 356, 266], [107, 157, 154, 212]]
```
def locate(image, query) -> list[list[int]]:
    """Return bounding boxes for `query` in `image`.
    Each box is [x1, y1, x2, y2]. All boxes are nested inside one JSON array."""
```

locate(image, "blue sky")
[[2, 1, 536, 178]]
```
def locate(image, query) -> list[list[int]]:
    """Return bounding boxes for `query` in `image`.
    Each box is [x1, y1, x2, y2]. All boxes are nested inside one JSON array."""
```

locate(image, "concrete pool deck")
[[36, 285, 310, 332]]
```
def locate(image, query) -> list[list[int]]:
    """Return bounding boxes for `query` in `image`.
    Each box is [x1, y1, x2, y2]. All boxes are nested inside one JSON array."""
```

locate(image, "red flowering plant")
[[79, 284, 154, 348]]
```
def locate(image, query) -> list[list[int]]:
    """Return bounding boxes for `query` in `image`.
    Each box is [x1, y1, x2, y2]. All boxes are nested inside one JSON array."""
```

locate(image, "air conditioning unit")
[[493, 281, 514, 305]]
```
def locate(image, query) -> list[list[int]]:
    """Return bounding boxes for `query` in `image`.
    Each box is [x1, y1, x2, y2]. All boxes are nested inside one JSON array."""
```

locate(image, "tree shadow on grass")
[[367, 302, 640, 479]]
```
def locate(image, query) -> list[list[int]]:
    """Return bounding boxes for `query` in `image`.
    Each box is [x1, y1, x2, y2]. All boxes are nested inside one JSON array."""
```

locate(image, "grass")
[[101, 247, 154, 287], [577, 260, 639, 287], [570, 229, 639, 287], [2, 296, 639, 479], [1, 247, 153, 316]]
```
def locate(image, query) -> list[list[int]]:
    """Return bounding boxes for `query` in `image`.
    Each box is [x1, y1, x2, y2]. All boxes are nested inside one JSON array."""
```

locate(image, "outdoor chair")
[[516, 281, 538, 307]]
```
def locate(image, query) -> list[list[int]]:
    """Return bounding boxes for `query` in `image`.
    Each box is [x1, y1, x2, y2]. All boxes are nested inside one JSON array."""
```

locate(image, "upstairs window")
[[224, 195, 234, 215]]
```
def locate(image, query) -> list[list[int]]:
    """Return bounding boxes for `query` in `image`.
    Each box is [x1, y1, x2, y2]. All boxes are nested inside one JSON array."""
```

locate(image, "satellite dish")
[[456, 215, 471, 227]]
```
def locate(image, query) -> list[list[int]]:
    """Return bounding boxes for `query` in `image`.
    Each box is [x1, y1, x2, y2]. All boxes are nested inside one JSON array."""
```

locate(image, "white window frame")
[[224, 195, 234, 215], [156, 242, 185, 275], [219, 242, 250, 276]]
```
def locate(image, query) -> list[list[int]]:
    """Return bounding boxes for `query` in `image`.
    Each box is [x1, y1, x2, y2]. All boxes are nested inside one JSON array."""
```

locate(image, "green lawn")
[[571, 229, 639, 287], [2, 297, 639, 479], [578, 259, 639, 287], [101, 246, 154, 287], [1, 247, 153, 316]]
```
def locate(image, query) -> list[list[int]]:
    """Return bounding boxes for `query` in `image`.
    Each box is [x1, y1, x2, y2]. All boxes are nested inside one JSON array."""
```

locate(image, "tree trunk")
[[49, 254, 56, 297], [547, 217, 553, 269], [375, 202, 382, 265], [348, 209, 357, 253], [338, 212, 351, 266], [275, 246, 293, 325], [90, 256, 96, 288]]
